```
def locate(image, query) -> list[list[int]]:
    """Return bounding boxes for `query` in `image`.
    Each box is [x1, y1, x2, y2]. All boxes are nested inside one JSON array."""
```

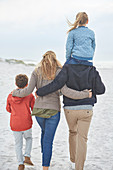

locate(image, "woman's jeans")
[[13, 128, 32, 165], [35, 112, 60, 167]]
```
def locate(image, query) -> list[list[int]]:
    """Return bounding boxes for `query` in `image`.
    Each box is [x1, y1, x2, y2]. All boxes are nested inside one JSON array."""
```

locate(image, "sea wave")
[[0, 58, 37, 66]]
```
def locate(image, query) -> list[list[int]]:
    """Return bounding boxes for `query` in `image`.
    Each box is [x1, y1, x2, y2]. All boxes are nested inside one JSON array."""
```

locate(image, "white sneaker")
[[70, 161, 75, 169]]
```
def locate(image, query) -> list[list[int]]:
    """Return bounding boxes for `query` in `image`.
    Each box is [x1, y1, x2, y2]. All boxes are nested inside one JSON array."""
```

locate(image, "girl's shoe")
[[24, 156, 34, 166], [18, 164, 25, 170]]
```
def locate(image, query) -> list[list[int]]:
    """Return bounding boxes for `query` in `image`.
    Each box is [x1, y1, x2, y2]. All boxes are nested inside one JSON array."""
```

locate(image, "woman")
[[36, 60, 105, 170], [12, 51, 91, 170]]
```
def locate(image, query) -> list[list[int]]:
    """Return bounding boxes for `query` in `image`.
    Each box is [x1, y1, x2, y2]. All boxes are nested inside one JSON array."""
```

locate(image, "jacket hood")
[[10, 94, 24, 104], [70, 65, 93, 78]]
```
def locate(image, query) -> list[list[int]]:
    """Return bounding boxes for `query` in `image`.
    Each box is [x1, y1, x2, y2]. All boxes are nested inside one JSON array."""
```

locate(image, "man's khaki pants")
[[64, 109, 93, 170]]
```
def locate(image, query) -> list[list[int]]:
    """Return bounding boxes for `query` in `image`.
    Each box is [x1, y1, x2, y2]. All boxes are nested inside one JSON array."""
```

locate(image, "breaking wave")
[[0, 58, 37, 66]]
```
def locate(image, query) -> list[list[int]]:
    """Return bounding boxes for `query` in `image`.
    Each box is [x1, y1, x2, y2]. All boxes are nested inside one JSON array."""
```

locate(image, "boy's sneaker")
[[24, 156, 34, 166], [18, 164, 25, 170]]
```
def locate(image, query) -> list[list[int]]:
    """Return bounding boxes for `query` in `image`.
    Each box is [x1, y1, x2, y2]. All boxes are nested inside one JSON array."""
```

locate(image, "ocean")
[[0, 58, 113, 170]]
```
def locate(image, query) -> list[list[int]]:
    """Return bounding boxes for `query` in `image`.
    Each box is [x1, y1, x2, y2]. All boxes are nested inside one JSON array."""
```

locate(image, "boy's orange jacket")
[[6, 93, 35, 131]]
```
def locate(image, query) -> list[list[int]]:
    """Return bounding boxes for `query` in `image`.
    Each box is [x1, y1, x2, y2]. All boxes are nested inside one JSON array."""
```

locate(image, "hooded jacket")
[[37, 64, 105, 106], [6, 93, 35, 131]]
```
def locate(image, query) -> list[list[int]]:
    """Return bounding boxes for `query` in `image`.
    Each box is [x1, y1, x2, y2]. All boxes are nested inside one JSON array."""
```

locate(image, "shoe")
[[70, 161, 75, 169], [18, 164, 25, 170], [24, 156, 34, 166]]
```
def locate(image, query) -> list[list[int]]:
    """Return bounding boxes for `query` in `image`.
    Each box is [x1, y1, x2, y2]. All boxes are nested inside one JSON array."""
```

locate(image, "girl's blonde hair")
[[36, 51, 62, 80], [67, 12, 88, 33]]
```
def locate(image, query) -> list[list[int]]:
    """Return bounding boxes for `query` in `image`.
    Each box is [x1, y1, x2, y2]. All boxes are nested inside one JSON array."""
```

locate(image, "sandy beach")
[[0, 60, 113, 170]]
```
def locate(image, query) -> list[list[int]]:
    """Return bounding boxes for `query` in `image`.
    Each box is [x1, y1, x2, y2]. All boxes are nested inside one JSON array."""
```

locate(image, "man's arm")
[[60, 85, 91, 99], [94, 69, 105, 95], [37, 65, 68, 96]]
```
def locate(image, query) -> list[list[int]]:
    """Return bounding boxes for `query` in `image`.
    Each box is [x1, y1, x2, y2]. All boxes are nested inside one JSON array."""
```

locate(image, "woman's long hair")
[[67, 12, 88, 33], [36, 51, 62, 80]]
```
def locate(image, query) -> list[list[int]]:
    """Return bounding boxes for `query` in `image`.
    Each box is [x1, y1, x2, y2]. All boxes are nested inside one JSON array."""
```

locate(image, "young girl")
[[66, 12, 96, 65]]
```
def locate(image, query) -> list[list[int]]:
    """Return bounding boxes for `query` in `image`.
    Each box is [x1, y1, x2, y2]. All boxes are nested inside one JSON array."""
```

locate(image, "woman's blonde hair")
[[36, 51, 62, 80], [67, 12, 88, 33]]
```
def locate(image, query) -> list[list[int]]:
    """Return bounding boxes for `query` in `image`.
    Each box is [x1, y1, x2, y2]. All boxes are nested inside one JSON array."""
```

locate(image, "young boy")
[[6, 74, 35, 170]]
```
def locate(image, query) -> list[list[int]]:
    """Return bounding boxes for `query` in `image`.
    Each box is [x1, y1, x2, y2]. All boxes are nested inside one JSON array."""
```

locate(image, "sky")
[[0, 0, 113, 63]]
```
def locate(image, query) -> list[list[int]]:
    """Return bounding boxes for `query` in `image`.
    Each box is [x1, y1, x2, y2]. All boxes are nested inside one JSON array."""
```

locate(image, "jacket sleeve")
[[30, 94, 35, 111], [94, 69, 105, 95], [66, 31, 74, 60], [92, 32, 96, 51], [37, 65, 68, 96], [6, 95, 11, 113], [12, 71, 37, 97], [60, 85, 89, 99]]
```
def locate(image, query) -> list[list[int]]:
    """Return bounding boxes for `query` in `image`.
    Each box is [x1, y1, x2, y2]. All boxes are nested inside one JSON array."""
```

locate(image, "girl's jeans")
[[65, 57, 93, 66], [35, 112, 60, 167], [13, 128, 32, 165]]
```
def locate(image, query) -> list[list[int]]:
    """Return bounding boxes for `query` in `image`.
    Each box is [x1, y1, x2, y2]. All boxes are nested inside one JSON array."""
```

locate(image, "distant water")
[[0, 59, 113, 170], [0, 57, 113, 68], [0, 58, 37, 66]]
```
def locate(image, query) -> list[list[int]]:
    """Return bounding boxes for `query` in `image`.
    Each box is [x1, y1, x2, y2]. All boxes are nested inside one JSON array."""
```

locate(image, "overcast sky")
[[0, 0, 113, 63]]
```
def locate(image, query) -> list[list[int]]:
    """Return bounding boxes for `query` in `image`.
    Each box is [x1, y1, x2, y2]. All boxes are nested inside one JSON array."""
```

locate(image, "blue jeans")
[[13, 128, 32, 165], [35, 112, 60, 167], [65, 57, 93, 66]]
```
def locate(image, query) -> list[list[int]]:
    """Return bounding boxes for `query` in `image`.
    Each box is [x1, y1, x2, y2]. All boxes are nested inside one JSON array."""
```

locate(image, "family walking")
[[6, 12, 105, 170]]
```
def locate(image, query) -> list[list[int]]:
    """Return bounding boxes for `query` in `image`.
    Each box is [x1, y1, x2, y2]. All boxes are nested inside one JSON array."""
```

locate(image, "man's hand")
[[88, 89, 92, 98]]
